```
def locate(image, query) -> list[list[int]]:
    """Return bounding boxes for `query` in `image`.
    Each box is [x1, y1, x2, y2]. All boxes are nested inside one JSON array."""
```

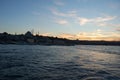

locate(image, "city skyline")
[[0, 0, 120, 41]]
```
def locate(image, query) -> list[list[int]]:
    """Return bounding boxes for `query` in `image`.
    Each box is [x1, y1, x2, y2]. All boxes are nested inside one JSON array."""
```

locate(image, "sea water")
[[0, 45, 120, 80]]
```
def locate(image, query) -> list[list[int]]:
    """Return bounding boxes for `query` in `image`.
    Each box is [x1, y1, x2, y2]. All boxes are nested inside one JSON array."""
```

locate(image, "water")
[[0, 45, 120, 80]]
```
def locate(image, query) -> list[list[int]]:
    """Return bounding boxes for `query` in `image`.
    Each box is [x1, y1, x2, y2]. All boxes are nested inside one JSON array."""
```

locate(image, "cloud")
[[50, 8, 66, 17], [54, 0, 64, 6], [41, 33, 52, 36], [78, 16, 116, 26], [67, 10, 77, 17], [50, 8, 117, 27], [116, 28, 120, 32], [95, 16, 116, 22], [57, 30, 120, 41], [76, 30, 108, 40], [97, 23, 120, 27], [58, 33, 75, 39], [55, 19, 68, 25], [50, 8, 77, 17], [78, 18, 91, 25]]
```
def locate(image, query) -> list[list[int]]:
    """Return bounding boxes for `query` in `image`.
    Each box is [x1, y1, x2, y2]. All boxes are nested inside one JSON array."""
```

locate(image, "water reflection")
[[89, 51, 119, 63], [72, 47, 120, 69], [0, 45, 120, 80]]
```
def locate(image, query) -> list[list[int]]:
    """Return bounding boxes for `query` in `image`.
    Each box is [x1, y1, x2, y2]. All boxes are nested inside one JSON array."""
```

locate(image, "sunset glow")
[[0, 0, 120, 41]]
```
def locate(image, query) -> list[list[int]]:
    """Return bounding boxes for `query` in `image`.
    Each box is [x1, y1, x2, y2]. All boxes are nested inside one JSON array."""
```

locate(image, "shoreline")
[[0, 43, 120, 46], [0, 31, 120, 46]]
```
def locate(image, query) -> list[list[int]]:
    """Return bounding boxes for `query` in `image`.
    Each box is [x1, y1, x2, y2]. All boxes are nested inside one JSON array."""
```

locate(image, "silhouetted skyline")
[[0, 0, 120, 41]]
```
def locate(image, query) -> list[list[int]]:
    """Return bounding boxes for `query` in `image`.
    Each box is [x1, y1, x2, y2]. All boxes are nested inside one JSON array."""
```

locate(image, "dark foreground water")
[[0, 45, 120, 80]]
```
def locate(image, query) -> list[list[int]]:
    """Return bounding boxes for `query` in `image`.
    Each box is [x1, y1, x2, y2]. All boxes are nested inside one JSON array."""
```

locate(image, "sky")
[[0, 0, 120, 41]]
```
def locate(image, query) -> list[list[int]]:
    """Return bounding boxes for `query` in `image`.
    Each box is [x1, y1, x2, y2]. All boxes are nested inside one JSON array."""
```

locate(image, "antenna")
[[31, 29, 34, 35]]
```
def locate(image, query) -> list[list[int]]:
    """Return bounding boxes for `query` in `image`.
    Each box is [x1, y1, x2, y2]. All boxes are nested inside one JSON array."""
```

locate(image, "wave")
[[75, 45, 120, 55]]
